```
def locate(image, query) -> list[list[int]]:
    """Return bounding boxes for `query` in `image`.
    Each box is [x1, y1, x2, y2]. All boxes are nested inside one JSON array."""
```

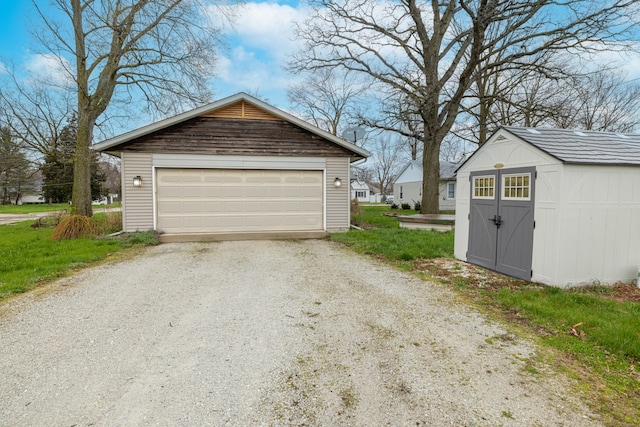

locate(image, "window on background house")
[[356, 190, 367, 198], [400, 186, 403, 199], [447, 182, 456, 199]]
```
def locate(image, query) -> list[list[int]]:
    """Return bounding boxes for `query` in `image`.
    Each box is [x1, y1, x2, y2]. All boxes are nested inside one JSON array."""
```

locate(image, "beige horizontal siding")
[[326, 157, 350, 232], [121, 152, 154, 232]]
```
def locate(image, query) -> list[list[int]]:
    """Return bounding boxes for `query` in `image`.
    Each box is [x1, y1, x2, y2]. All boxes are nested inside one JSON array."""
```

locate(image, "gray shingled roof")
[[502, 126, 640, 165], [395, 160, 459, 180]]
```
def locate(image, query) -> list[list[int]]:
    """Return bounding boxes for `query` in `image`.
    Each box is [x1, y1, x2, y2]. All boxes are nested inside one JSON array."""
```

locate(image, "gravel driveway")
[[0, 240, 601, 426]]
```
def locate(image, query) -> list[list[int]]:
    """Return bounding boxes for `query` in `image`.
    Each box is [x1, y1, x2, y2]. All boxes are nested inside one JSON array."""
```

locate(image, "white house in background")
[[392, 160, 458, 210], [15, 194, 45, 204], [455, 126, 640, 287], [350, 180, 383, 203], [351, 180, 370, 202]]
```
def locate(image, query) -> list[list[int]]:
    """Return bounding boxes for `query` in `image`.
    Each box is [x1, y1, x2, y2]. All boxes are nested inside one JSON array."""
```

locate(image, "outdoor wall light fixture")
[[133, 176, 143, 187], [334, 177, 342, 188]]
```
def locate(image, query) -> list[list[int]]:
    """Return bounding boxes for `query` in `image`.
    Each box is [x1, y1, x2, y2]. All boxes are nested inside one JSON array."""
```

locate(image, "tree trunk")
[[420, 133, 441, 214], [71, 110, 94, 216]]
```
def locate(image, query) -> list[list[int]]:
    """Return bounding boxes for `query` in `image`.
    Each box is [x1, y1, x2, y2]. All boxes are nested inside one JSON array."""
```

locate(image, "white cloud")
[[24, 53, 74, 88], [230, 2, 306, 61], [0, 62, 7, 75], [565, 41, 640, 82], [592, 49, 640, 81], [208, 2, 309, 107]]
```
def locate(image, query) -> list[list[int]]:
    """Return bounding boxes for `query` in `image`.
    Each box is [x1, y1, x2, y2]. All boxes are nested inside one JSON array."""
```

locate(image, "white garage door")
[[156, 169, 324, 234]]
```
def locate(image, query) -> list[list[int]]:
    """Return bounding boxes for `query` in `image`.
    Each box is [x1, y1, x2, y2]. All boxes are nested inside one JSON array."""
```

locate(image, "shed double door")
[[467, 167, 535, 280]]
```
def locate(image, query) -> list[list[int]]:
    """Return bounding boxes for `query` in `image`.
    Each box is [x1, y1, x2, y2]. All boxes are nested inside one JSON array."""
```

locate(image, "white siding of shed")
[[326, 157, 350, 231], [556, 165, 640, 286], [121, 152, 154, 232]]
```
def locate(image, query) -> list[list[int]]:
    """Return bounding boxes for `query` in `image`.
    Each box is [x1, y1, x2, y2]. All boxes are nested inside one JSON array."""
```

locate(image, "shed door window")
[[472, 176, 495, 199], [502, 173, 531, 200]]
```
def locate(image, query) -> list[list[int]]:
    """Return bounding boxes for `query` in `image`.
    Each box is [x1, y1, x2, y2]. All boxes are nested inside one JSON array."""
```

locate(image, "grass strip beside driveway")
[[0, 220, 155, 298]]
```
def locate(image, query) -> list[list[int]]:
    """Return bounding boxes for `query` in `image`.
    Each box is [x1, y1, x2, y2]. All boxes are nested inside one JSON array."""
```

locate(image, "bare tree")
[[0, 74, 76, 160], [363, 135, 404, 196], [290, 0, 639, 213], [360, 93, 424, 160], [98, 158, 121, 196], [288, 69, 368, 136], [459, 64, 640, 144], [30, 0, 232, 216], [554, 68, 640, 132]]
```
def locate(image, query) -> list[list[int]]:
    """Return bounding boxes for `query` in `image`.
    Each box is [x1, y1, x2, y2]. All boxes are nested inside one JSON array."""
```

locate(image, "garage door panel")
[[201, 201, 224, 212], [157, 169, 324, 234], [267, 188, 283, 197], [244, 186, 264, 197], [246, 175, 281, 184]]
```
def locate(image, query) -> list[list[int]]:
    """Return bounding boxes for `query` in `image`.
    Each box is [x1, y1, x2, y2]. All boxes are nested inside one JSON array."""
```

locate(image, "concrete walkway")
[[0, 207, 120, 226], [0, 212, 61, 226]]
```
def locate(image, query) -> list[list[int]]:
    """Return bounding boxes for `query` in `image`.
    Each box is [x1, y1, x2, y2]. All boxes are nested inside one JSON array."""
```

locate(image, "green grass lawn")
[[0, 219, 156, 298], [335, 204, 454, 261], [333, 205, 640, 426]]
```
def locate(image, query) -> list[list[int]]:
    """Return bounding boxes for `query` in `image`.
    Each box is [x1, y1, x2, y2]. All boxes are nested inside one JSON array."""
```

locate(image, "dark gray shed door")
[[467, 167, 535, 280]]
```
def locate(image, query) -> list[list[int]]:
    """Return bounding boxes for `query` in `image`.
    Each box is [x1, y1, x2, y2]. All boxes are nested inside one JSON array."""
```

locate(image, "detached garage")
[[93, 93, 370, 241], [455, 126, 640, 287]]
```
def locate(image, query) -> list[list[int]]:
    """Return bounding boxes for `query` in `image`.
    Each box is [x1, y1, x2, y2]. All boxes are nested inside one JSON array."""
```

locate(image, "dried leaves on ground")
[[412, 258, 640, 302]]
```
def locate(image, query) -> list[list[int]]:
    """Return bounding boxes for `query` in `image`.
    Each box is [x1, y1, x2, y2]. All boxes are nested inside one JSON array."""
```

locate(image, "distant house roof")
[[395, 160, 458, 184], [440, 161, 458, 179], [351, 180, 369, 191], [501, 126, 640, 166]]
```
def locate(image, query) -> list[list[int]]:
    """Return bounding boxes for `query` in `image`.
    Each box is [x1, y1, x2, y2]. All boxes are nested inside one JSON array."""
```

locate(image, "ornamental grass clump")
[[51, 215, 99, 240]]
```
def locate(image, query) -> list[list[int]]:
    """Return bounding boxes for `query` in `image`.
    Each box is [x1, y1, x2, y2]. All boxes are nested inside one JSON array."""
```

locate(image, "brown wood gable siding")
[[202, 100, 284, 121], [115, 117, 354, 157]]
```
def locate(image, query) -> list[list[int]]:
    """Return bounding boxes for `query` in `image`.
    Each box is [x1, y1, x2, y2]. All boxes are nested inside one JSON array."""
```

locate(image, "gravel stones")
[[0, 240, 601, 426]]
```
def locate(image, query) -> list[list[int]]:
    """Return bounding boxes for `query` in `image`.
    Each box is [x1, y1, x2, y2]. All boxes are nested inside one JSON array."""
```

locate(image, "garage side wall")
[[121, 152, 154, 232], [326, 157, 350, 232]]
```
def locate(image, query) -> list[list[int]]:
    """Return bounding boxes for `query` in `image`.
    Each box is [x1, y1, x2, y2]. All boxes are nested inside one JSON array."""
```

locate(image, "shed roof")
[[92, 92, 371, 160], [502, 126, 640, 166]]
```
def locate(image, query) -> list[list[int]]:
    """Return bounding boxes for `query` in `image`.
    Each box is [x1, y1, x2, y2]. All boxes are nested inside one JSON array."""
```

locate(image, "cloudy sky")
[[0, 1, 307, 113], [2, 1, 640, 136], [211, 0, 307, 107]]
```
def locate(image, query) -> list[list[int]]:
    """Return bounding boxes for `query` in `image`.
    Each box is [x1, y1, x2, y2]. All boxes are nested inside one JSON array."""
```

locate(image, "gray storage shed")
[[455, 126, 640, 287]]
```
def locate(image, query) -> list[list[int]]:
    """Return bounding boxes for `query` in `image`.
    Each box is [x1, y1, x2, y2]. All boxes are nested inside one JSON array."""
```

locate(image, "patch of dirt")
[[609, 283, 640, 303], [413, 258, 640, 302]]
